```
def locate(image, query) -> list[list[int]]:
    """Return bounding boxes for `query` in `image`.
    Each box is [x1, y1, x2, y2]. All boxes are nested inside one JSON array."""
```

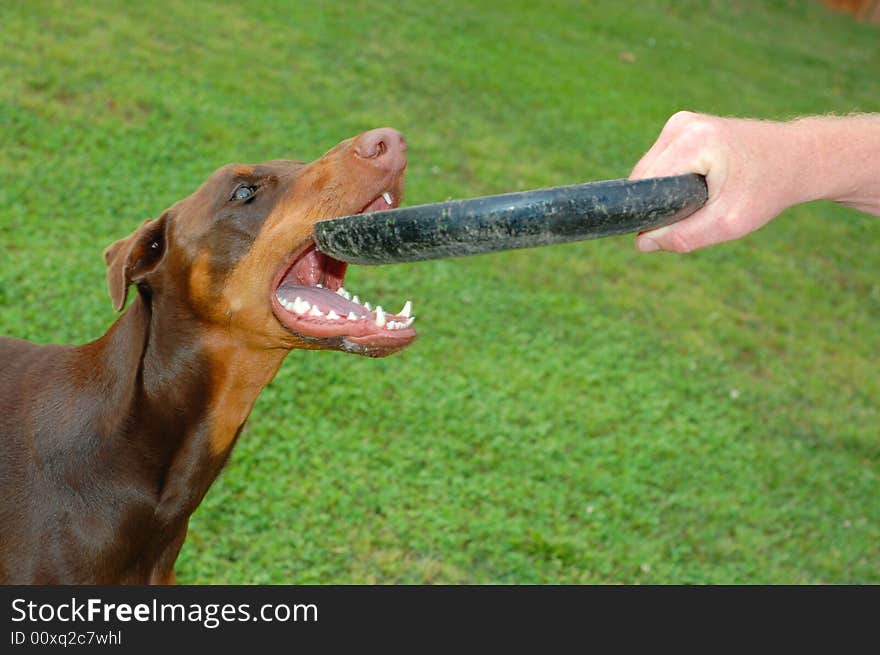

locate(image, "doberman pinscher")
[[0, 128, 415, 584]]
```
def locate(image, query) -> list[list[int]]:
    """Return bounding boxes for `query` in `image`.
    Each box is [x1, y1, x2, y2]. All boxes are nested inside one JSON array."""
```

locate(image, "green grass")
[[1, 0, 878, 583]]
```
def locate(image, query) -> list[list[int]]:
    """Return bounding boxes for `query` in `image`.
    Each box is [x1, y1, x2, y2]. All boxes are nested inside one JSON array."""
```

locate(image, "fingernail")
[[637, 235, 661, 253]]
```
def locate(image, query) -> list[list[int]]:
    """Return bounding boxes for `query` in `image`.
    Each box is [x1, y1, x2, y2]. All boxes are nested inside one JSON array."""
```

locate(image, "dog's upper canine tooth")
[[400, 300, 412, 318], [382, 191, 393, 206], [404, 316, 414, 327], [375, 306, 385, 327]]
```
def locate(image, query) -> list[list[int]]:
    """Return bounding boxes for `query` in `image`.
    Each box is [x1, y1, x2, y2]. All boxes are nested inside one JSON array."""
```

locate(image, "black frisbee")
[[313, 174, 707, 265]]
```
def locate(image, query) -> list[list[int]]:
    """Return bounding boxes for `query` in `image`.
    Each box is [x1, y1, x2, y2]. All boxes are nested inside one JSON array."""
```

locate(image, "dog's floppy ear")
[[103, 213, 169, 312]]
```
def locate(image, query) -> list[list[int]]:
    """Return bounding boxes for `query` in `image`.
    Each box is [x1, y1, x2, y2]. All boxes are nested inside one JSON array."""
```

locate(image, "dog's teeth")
[[336, 287, 350, 300], [400, 300, 412, 318], [316, 283, 323, 288], [375, 306, 385, 327], [382, 191, 393, 206], [352, 295, 360, 305], [387, 321, 398, 330], [327, 310, 340, 320], [404, 316, 415, 327], [347, 312, 359, 321], [293, 297, 309, 314], [309, 306, 323, 317], [364, 301, 372, 311]]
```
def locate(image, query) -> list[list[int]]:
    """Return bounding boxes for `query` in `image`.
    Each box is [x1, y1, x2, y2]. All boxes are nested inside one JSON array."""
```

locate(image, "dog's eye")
[[232, 185, 256, 202]]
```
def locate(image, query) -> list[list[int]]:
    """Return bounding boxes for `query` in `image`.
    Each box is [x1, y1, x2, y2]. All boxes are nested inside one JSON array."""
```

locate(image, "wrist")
[[774, 118, 826, 207]]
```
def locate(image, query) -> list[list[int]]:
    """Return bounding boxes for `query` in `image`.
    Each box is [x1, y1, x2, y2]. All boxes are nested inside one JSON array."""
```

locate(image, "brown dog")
[[0, 128, 415, 583]]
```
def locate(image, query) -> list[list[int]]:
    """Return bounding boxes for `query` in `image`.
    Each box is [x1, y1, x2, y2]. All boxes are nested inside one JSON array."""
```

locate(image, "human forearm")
[[793, 114, 880, 215]]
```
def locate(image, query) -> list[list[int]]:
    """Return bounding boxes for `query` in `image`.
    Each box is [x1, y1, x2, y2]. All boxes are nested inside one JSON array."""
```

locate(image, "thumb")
[[636, 208, 721, 254]]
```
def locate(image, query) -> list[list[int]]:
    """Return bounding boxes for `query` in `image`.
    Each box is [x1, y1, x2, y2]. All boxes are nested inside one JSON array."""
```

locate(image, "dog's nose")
[[353, 128, 407, 162]]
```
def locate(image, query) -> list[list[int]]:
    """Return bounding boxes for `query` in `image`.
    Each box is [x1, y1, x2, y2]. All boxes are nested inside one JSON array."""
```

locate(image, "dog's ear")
[[103, 213, 169, 312]]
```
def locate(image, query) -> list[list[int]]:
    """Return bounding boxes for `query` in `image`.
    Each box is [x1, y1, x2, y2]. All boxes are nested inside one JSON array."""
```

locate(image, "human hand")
[[630, 111, 813, 253]]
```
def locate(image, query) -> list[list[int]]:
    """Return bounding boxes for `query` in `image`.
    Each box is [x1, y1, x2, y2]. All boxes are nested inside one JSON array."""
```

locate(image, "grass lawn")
[[1, 0, 877, 583]]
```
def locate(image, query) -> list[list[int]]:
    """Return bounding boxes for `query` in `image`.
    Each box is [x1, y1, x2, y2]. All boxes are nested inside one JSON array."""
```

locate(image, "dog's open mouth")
[[270, 192, 416, 356]]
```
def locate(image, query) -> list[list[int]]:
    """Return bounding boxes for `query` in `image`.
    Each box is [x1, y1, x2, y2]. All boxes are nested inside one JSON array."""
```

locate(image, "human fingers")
[[630, 110, 702, 180]]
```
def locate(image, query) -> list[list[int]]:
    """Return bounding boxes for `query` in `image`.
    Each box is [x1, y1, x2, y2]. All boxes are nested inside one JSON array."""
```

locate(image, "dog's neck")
[[86, 294, 288, 525]]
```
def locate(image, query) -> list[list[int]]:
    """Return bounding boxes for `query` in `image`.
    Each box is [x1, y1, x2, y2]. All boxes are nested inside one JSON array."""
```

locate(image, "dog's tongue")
[[275, 283, 368, 316], [276, 245, 378, 318], [274, 241, 413, 327]]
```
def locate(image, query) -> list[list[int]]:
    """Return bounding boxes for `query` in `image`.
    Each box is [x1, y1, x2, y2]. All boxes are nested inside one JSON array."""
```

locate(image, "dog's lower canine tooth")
[[400, 300, 412, 318]]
